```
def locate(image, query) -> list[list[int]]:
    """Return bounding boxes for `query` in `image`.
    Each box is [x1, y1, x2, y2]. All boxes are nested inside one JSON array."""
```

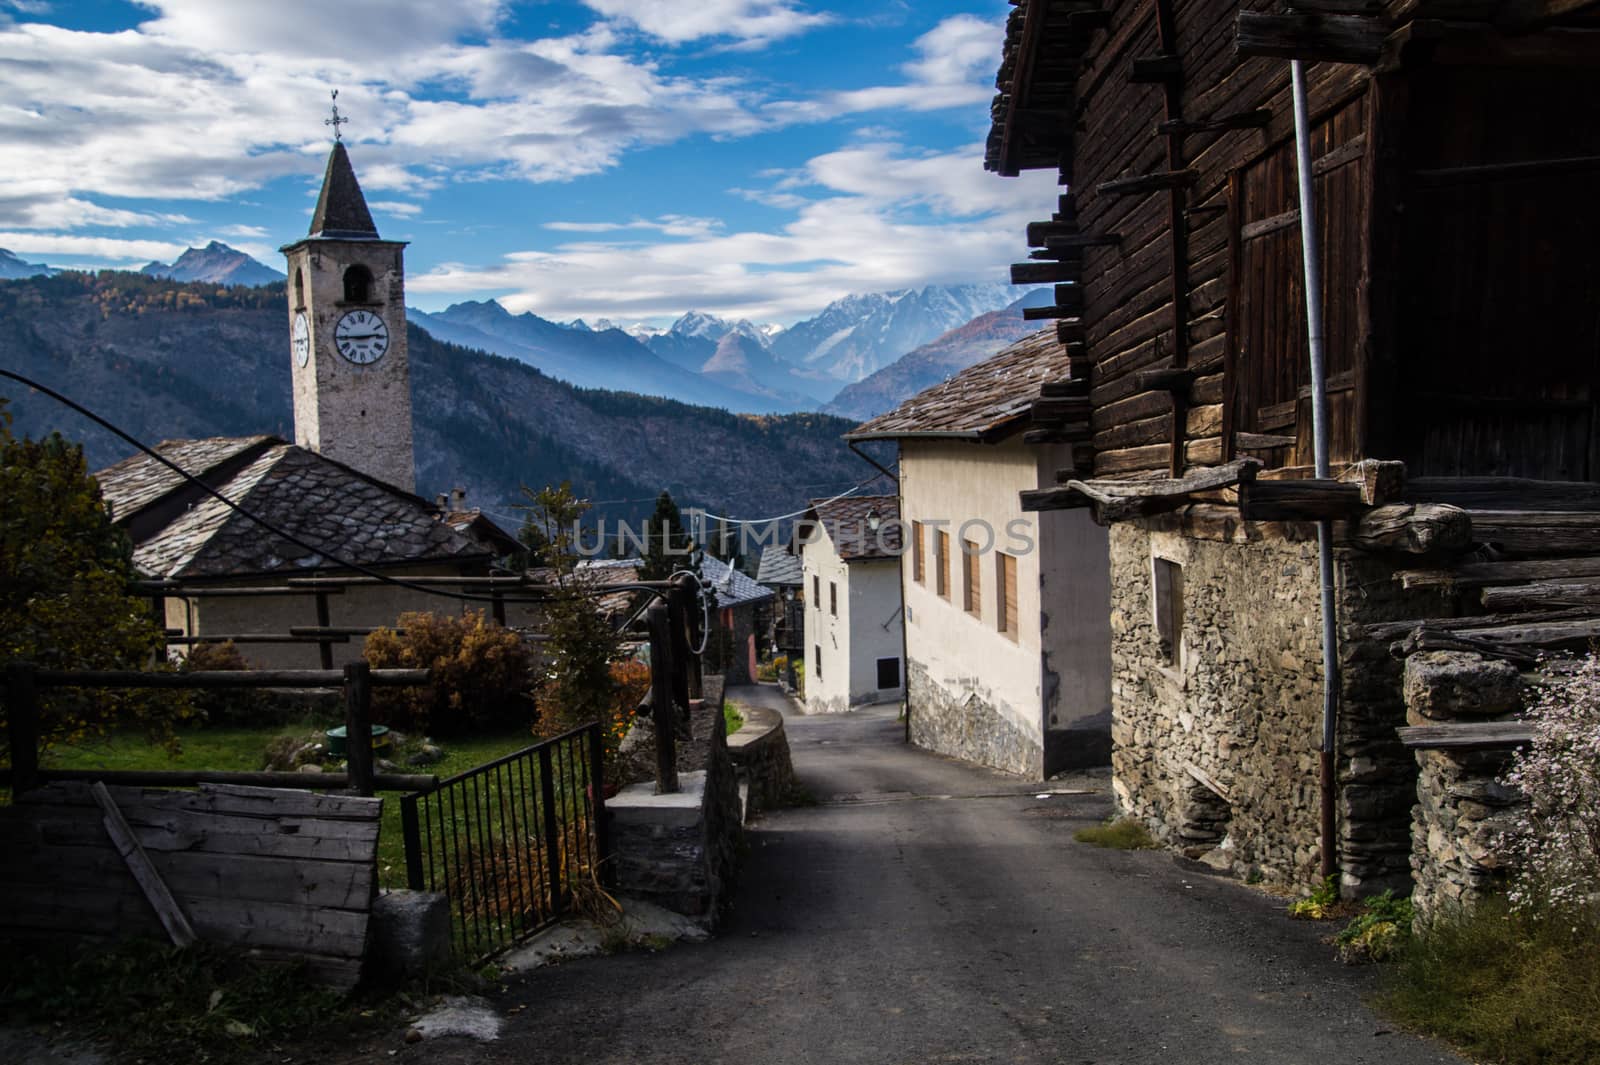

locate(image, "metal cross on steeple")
[[325, 90, 348, 143]]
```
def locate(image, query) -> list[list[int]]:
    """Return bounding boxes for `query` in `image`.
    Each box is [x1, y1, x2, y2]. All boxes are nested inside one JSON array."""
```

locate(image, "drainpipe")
[[1291, 61, 1341, 886]]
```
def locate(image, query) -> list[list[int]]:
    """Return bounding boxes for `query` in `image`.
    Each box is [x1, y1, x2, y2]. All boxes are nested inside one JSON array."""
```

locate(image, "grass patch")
[[1074, 818, 1158, 850], [42, 724, 542, 889], [0, 938, 349, 1063], [1378, 899, 1600, 1065], [724, 701, 745, 736]]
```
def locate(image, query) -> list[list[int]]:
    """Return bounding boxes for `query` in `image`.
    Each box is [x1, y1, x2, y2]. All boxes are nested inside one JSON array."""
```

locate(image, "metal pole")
[[1291, 60, 1341, 885]]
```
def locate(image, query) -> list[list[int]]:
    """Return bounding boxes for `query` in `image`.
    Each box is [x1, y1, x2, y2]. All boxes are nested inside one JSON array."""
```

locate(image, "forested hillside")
[[0, 272, 870, 525]]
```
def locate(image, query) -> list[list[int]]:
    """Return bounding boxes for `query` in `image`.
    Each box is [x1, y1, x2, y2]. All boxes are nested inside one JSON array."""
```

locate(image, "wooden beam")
[[1398, 555, 1600, 590], [1024, 304, 1080, 321], [1467, 510, 1600, 556], [1094, 169, 1199, 197], [1481, 578, 1600, 611], [1055, 318, 1085, 344], [1043, 233, 1122, 249], [1011, 260, 1080, 284], [1134, 367, 1197, 394], [1348, 503, 1472, 553], [1397, 722, 1532, 751], [1026, 220, 1080, 246], [1156, 110, 1273, 135], [1239, 479, 1366, 521], [1235, 11, 1388, 64], [1053, 283, 1084, 312], [1040, 378, 1091, 398], [1129, 55, 1184, 83]]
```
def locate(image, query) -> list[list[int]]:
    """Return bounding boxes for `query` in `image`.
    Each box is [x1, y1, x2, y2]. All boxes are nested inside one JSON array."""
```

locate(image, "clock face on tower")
[[292, 311, 310, 367], [334, 309, 389, 365]]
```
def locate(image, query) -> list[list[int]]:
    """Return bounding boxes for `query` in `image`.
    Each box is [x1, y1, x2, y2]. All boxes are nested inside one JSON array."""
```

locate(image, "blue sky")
[[0, 1, 1056, 325]]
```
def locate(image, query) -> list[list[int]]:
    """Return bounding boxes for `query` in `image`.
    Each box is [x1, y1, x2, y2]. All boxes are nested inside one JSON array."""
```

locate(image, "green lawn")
[[44, 723, 545, 889]]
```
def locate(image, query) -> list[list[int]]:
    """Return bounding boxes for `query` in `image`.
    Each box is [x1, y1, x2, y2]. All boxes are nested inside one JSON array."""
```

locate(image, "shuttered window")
[[935, 530, 950, 599], [1153, 557, 1183, 665], [829, 581, 837, 616], [962, 539, 982, 617], [912, 521, 925, 583], [997, 552, 1018, 640]]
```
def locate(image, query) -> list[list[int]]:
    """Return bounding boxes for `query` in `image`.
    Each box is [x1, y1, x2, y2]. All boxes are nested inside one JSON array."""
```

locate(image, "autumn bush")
[[177, 640, 267, 726], [364, 610, 535, 737]]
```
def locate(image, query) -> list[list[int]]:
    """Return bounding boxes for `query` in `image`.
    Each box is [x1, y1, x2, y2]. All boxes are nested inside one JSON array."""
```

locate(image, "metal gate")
[[399, 723, 609, 963]]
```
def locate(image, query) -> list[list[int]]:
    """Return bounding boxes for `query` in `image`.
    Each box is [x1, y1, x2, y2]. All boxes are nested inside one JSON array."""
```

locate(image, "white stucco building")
[[846, 331, 1112, 779], [799, 495, 905, 714]]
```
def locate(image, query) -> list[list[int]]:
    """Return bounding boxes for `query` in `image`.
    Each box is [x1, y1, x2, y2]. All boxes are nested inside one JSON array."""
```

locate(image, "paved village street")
[[363, 685, 1462, 1065]]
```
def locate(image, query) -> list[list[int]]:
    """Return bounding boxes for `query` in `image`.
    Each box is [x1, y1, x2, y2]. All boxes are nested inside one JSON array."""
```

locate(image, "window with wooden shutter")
[[935, 530, 950, 599], [997, 552, 1018, 640], [813, 574, 819, 604], [829, 581, 837, 616], [814, 644, 822, 679], [962, 539, 981, 617], [912, 521, 925, 583]]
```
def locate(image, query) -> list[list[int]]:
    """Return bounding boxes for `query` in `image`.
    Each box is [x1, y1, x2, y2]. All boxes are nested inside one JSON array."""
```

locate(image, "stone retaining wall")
[[908, 659, 1044, 778], [1109, 520, 1437, 894], [608, 676, 742, 925], [726, 701, 796, 818]]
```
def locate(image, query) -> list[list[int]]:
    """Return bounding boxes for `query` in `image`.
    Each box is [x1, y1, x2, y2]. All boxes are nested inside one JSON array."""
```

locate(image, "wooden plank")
[[92, 782, 196, 948], [0, 768, 435, 792], [1235, 11, 1387, 64], [1157, 109, 1273, 135], [1480, 579, 1600, 611], [22, 781, 385, 821], [1095, 169, 1200, 197], [1130, 55, 1184, 82], [1398, 555, 1600, 590], [1134, 367, 1197, 393], [1367, 608, 1596, 642], [1402, 477, 1600, 512], [32, 668, 429, 689], [1397, 722, 1533, 751], [1011, 260, 1081, 284], [1467, 511, 1600, 556], [20, 810, 381, 862]]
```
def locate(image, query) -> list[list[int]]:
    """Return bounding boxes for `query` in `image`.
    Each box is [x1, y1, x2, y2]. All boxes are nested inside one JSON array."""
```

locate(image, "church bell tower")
[[280, 124, 415, 492]]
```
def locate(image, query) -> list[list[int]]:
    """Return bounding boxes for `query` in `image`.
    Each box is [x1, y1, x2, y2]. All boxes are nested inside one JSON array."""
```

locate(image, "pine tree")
[[640, 490, 692, 581]]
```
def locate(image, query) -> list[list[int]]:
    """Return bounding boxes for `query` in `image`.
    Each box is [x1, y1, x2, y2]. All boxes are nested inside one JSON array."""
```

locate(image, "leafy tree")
[[0, 400, 179, 757], [640, 490, 693, 581], [513, 510, 552, 570], [523, 482, 622, 740]]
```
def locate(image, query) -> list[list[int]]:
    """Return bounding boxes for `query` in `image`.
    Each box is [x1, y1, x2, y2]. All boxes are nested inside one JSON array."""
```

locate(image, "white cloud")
[[137, 0, 503, 59], [582, 0, 830, 47], [410, 143, 1055, 323], [369, 201, 423, 218], [543, 215, 722, 239], [0, 231, 186, 262], [217, 223, 269, 238]]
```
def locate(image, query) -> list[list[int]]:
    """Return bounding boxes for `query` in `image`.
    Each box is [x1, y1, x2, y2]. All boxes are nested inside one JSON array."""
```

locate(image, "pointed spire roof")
[[308, 142, 379, 239]]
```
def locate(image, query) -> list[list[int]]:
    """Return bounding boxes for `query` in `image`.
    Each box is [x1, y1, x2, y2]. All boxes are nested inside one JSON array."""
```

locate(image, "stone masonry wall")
[[1110, 521, 1435, 894], [1403, 651, 1528, 924], [908, 659, 1043, 779]]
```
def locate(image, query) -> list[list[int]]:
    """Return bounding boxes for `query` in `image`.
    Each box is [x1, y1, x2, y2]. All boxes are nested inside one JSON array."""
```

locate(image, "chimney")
[[450, 487, 467, 512], [435, 493, 448, 509]]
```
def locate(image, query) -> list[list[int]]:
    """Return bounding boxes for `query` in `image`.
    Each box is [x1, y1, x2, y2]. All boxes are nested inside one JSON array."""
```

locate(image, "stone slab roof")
[[701, 555, 774, 609], [845, 329, 1071, 442], [94, 435, 276, 524], [101, 441, 490, 580], [806, 494, 902, 561], [755, 544, 803, 587]]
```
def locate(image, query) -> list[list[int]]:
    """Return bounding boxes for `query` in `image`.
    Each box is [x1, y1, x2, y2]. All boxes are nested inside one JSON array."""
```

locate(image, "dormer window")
[[343, 264, 374, 303]]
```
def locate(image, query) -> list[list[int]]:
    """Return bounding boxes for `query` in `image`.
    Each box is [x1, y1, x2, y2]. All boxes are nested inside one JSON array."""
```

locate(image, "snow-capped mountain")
[[0, 248, 57, 279], [141, 242, 284, 286], [770, 283, 1022, 383], [645, 310, 782, 373]]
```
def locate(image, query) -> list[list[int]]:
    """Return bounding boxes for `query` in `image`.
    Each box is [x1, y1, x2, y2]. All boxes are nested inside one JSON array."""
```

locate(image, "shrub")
[[1380, 897, 1600, 1065], [1074, 818, 1157, 850], [364, 611, 534, 737], [1499, 654, 1600, 924], [1288, 874, 1342, 920], [178, 640, 267, 726], [1336, 891, 1414, 963]]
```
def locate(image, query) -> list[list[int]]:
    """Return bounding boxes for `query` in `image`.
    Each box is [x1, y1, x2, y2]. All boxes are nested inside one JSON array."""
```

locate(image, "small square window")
[[876, 657, 900, 690]]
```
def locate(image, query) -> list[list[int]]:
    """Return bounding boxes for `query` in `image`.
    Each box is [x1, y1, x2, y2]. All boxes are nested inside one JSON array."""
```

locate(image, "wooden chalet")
[[984, 0, 1600, 894]]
